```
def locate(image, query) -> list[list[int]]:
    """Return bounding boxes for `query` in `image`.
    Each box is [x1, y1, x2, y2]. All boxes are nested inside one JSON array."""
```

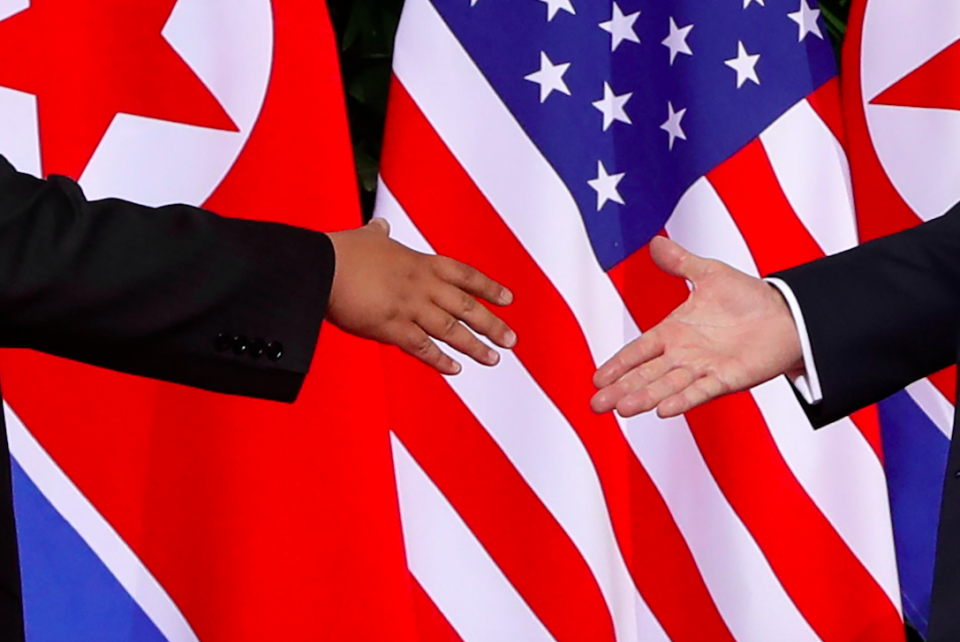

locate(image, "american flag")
[[375, 0, 904, 640]]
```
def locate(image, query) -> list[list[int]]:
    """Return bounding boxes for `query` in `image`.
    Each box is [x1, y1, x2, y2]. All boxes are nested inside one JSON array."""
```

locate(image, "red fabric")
[[0, 2, 418, 640]]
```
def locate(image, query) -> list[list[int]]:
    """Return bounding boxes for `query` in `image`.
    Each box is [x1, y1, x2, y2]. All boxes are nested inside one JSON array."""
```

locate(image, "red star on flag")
[[872, 38, 960, 113], [0, 0, 239, 180]]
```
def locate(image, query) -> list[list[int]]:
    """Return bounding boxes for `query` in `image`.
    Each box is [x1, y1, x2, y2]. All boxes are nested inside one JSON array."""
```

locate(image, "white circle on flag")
[[862, 0, 960, 221], [0, 0, 274, 208]]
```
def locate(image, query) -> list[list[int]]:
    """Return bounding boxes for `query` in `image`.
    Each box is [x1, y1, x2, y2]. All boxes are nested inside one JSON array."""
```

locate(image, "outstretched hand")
[[327, 218, 516, 375], [591, 236, 804, 418]]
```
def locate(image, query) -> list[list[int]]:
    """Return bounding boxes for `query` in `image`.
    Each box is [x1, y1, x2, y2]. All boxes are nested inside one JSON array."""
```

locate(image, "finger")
[[615, 368, 696, 418], [399, 325, 463, 375], [418, 307, 501, 367], [649, 236, 713, 284], [434, 284, 517, 349], [593, 333, 664, 389], [590, 355, 673, 414], [367, 217, 391, 236], [433, 257, 513, 306], [656, 375, 727, 418]]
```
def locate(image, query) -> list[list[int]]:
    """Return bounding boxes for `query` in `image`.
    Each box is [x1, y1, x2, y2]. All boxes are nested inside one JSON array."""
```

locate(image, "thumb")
[[649, 236, 711, 283], [367, 217, 391, 236]]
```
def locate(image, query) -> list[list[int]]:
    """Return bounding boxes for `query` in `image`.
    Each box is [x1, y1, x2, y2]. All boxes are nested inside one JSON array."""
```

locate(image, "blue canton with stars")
[[431, 0, 837, 270]]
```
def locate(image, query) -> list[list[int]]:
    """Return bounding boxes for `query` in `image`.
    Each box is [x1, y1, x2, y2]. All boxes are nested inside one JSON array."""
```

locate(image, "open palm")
[[591, 236, 804, 418]]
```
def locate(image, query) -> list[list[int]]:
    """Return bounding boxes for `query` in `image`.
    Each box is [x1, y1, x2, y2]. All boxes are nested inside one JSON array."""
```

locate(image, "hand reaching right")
[[591, 236, 805, 418], [327, 218, 516, 375]]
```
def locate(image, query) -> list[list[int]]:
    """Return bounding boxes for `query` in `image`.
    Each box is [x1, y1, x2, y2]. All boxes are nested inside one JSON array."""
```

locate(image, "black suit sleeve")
[[0, 155, 335, 402], [774, 202, 960, 427]]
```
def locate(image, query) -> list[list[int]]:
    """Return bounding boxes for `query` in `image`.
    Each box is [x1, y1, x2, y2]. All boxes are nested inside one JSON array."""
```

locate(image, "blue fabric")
[[12, 459, 169, 642], [880, 390, 952, 639], [431, 0, 837, 269]]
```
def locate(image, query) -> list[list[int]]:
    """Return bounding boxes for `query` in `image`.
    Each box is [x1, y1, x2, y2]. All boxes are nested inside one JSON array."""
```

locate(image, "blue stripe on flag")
[[880, 390, 951, 638], [12, 459, 169, 642]]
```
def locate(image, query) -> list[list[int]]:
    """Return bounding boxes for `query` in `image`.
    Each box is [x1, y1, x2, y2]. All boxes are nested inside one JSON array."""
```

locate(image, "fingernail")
[[504, 330, 517, 348], [500, 288, 514, 305], [591, 392, 610, 412], [487, 350, 500, 365], [451, 361, 462, 375]]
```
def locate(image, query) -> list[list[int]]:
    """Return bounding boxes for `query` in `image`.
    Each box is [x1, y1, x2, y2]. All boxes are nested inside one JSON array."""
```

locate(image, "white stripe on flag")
[[391, 432, 558, 642], [0, 88, 41, 178], [379, 182, 662, 642], [666, 182, 902, 611], [752, 380, 903, 611], [4, 403, 201, 642], [760, 99, 859, 257], [622, 411, 821, 642], [906, 378, 955, 440]]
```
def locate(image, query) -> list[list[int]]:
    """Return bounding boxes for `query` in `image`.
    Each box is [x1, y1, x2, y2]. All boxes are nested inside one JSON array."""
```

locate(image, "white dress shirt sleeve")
[[764, 277, 823, 405]]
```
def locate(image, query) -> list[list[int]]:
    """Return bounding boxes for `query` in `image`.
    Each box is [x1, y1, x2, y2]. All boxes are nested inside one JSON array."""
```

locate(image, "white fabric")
[[765, 277, 824, 405]]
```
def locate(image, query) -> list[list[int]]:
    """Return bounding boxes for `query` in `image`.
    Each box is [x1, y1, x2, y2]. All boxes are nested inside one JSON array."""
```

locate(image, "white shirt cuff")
[[765, 277, 823, 405]]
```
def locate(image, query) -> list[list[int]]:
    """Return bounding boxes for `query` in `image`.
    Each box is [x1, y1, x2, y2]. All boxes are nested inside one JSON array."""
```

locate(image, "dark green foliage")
[[327, 0, 403, 217], [818, 0, 852, 58]]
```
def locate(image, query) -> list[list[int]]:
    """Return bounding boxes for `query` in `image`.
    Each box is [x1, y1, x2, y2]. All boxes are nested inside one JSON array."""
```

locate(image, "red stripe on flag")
[[381, 77, 736, 642], [608, 240, 688, 329], [709, 138, 886, 461], [708, 138, 823, 275], [929, 367, 958, 406], [807, 78, 847, 149], [382, 347, 617, 642], [851, 405, 886, 465], [411, 575, 466, 642], [612, 248, 902, 642], [688, 396, 905, 642]]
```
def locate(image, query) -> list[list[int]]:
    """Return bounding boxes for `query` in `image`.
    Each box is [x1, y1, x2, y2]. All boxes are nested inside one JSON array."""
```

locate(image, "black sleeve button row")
[[215, 332, 232, 352], [249, 338, 267, 359], [266, 341, 283, 362], [232, 335, 249, 356], [214, 333, 283, 362]]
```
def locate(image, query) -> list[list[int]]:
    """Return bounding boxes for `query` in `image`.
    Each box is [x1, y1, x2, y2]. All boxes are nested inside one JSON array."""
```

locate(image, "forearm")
[[774, 205, 960, 427], [0, 156, 334, 402]]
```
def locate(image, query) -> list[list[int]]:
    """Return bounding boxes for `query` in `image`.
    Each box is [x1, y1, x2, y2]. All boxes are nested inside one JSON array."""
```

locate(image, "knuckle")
[[460, 294, 478, 315], [441, 315, 460, 338], [434, 255, 454, 273], [414, 337, 435, 358], [457, 263, 479, 286]]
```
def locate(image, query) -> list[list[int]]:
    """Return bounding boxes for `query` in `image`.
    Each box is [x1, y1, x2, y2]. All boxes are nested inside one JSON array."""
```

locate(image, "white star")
[[788, 0, 823, 41], [660, 102, 687, 150], [588, 161, 626, 210], [725, 41, 761, 88], [743, 0, 764, 7], [525, 52, 572, 103], [538, 0, 575, 21], [662, 17, 693, 65], [599, 3, 641, 52], [592, 83, 633, 131]]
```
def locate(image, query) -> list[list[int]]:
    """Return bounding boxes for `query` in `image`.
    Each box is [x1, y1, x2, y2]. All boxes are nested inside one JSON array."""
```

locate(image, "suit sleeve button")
[[215, 332, 232, 352], [232, 335, 250, 356], [266, 341, 284, 362], [250, 338, 267, 359]]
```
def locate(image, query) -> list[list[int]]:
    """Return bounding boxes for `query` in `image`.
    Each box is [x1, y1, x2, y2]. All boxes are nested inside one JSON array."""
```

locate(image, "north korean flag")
[[0, 2, 416, 640]]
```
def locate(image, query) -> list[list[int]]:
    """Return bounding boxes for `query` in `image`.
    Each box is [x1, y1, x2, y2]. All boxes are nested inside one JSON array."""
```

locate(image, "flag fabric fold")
[[375, 0, 904, 640]]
